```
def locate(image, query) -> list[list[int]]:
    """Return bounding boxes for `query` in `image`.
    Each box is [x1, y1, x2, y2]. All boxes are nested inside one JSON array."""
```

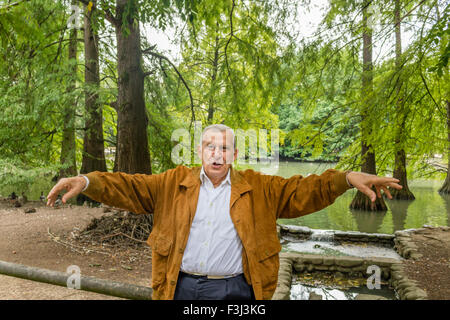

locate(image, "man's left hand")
[[346, 171, 402, 202]]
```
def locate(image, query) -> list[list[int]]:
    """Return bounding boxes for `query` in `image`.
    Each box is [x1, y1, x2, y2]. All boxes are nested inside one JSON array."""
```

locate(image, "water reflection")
[[239, 162, 449, 233], [386, 199, 413, 231], [290, 283, 396, 300], [350, 209, 386, 233]]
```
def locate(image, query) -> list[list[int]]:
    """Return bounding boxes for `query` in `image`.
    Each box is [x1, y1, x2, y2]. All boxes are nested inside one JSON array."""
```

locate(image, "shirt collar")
[[200, 166, 231, 186]]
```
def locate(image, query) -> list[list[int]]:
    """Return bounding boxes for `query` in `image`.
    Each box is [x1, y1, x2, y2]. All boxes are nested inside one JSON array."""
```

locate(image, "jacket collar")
[[180, 165, 252, 195]]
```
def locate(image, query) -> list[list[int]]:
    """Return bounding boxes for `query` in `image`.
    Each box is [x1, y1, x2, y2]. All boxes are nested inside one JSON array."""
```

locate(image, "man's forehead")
[[202, 130, 234, 146]]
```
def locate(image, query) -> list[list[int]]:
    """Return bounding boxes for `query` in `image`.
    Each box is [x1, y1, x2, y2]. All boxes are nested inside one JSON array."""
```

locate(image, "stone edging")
[[272, 252, 427, 300], [394, 226, 450, 260], [393, 230, 422, 260], [278, 224, 395, 246]]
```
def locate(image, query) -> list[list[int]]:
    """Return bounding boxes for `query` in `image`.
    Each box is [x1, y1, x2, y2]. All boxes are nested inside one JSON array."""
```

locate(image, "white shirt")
[[180, 167, 243, 276]]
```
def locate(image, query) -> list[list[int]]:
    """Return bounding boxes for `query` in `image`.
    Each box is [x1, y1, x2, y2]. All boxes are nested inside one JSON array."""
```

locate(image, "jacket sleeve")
[[81, 171, 163, 214], [263, 169, 351, 219]]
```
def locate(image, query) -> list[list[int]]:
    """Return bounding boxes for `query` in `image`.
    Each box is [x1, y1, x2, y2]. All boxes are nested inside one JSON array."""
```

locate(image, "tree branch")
[[142, 48, 196, 125]]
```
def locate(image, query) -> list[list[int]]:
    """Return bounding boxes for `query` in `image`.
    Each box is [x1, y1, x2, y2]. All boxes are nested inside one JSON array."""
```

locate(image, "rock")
[[355, 294, 388, 300], [335, 256, 363, 267], [404, 289, 427, 300], [322, 256, 335, 266], [391, 271, 403, 281], [394, 231, 410, 237], [293, 263, 306, 272], [390, 264, 404, 271], [410, 253, 423, 260], [24, 208, 36, 214], [314, 265, 330, 271], [368, 257, 399, 267], [309, 292, 323, 300], [272, 292, 289, 300], [397, 280, 418, 290], [300, 254, 323, 265]]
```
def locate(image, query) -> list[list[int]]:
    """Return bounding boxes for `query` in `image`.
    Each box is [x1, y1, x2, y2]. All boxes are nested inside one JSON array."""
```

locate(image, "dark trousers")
[[174, 272, 255, 300]]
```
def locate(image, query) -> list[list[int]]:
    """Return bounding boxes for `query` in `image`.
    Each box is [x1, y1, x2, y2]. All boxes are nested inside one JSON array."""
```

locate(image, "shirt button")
[[179, 248, 184, 254], [170, 280, 176, 285]]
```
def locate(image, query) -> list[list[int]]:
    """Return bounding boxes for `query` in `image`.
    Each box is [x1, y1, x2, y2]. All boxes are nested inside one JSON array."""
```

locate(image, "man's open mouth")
[[211, 162, 223, 169]]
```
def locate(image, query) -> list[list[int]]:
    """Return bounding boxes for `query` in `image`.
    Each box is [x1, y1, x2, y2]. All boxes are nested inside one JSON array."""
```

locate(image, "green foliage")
[[0, 0, 449, 195]]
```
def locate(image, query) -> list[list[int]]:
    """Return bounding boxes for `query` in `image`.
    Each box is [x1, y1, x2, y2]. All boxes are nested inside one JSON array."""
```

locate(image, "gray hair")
[[199, 124, 236, 150]]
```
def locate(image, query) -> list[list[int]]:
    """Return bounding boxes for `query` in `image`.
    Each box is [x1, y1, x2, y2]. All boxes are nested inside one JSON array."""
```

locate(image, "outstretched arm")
[[47, 171, 163, 214], [265, 169, 402, 219]]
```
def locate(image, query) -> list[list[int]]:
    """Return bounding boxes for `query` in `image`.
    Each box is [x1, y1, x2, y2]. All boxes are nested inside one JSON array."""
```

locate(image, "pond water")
[[290, 281, 396, 300], [239, 161, 450, 234]]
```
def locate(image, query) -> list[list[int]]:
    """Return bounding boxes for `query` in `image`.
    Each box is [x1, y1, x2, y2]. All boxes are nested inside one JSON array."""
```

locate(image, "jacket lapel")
[[179, 166, 202, 226], [230, 166, 252, 208]]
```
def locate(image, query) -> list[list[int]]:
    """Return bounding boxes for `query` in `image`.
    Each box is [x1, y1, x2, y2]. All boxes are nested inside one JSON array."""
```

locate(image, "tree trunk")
[[115, 0, 151, 174], [391, 0, 415, 200], [59, 13, 78, 179], [80, 3, 107, 174], [350, 1, 387, 211], [439, 100, 450, 193], [207, 27, 220, 124]]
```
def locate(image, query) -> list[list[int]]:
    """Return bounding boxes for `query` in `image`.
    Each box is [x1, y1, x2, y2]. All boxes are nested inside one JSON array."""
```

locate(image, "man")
[[47, 124, 402, 300]]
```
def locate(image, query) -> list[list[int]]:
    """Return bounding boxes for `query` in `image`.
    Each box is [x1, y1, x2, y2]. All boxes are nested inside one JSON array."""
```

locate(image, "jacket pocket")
[[148, 232, 172, 256], [258, 241, 281, 262], [147, 232, 173, 289], [257, 240, 281, 298]]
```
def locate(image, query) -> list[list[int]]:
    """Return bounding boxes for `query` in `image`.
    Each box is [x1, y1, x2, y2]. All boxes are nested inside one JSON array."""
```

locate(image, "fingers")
[[359, 185, 377, 202], [62, 186, 82, 204], [46, 181, 65, 207], [382, 186, 393, 199], [46, 177, 83, 207], [386, 182, 403, 190], [375, 185, 382, 199]]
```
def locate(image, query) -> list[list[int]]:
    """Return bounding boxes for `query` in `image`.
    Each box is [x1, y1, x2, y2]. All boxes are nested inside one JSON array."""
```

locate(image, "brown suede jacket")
[[83, 165, 351, 300]]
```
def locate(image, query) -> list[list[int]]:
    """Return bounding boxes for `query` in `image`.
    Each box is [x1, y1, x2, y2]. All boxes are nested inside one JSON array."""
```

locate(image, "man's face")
[[198, 129, 238, 183]]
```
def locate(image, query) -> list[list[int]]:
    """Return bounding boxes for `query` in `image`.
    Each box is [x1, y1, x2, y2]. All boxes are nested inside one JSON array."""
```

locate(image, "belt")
[[180, 271, 242, 280]]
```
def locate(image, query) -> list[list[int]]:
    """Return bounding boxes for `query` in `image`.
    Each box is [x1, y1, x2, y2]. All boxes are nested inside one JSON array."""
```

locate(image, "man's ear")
[[233, 148, 238, 163]]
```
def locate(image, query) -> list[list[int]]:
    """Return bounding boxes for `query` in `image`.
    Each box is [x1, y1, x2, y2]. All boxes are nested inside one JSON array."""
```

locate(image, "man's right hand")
[[46, 176, 86, 207]]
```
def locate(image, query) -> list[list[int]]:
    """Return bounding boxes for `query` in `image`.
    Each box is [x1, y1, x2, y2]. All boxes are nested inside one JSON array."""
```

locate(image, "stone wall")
[[278, 224, 394, 246], [272, 252, 427, 300], [274, 225, 444, 300], [394, 230, 423, 260]]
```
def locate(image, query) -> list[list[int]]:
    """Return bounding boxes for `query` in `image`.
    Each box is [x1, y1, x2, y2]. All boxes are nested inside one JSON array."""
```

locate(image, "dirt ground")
[[0, 199, 152, 300], [403, 227, 450, 300]]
